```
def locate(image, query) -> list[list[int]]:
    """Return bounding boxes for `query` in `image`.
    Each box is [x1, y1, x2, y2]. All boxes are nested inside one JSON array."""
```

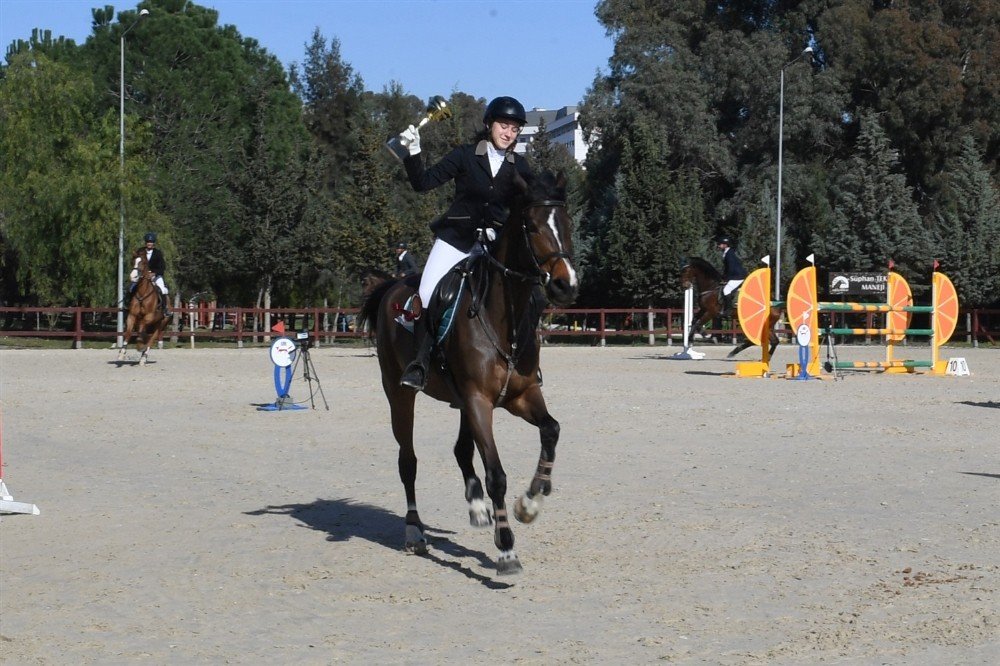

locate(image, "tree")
[[602, 119, 708, 305], [932, 135, 1000, 306], [0, 50, 164, 306], [815, 111, 930, 279], [291, 29, 365, 194]]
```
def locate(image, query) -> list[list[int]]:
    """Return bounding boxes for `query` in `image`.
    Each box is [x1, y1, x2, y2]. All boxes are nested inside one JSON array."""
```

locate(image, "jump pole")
[[785, 260, 958, 375], [669, 286, 705, 360], [0, 410, 40, 516]]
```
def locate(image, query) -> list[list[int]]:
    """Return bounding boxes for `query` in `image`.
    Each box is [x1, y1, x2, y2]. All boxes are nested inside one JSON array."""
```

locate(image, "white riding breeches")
[[154, 276, 168, 295], [723, 279, 743, 297], [418, 238, 483, 306]]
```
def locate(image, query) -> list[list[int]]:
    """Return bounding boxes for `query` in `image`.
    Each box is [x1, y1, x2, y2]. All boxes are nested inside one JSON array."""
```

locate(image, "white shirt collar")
[[486, 142, 507, 177]]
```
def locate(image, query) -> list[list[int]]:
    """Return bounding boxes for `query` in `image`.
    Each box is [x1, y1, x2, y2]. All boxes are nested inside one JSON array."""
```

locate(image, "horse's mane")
[[685, 256, 721, 282], [524, 170, 566, 204], [357, 279, 396, 342]]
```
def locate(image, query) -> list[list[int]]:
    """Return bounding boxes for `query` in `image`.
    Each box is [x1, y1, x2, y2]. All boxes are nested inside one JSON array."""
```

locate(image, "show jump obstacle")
[[0, 411, 40, 516], [735, 258, 960, 378]]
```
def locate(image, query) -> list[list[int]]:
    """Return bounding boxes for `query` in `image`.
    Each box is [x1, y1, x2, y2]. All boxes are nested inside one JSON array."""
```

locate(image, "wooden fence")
[[1, 305, 998, 349]]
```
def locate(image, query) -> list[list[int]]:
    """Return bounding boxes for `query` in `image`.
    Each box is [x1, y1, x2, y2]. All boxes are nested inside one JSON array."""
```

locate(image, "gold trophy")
[[385, 95, 452, 162]]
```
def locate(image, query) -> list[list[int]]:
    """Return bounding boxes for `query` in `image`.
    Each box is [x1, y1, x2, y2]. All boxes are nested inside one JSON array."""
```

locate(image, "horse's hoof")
[[513, 494, 543, 524], [468, 499, 492, 528], [404, 524, 427, 554], [496, 550, 522, 576]]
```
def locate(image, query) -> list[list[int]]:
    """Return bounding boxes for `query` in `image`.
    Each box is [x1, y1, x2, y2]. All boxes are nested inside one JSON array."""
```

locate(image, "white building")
[[514, 106, 589, 165]]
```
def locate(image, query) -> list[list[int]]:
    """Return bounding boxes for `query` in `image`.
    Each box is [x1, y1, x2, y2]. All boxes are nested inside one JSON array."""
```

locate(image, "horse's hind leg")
[[388, 387, 426, 553], [506, 387, 559, 525], [454, 412, 491, 528]]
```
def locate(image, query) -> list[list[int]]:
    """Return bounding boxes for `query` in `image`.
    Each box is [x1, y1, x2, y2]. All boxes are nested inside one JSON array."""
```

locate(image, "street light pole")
[[775, 46, 813, 302], [118, 9, 149, 348]]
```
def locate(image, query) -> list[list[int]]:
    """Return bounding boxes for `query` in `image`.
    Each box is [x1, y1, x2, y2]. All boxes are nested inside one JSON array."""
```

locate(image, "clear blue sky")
[[1, 0, 613, 110]]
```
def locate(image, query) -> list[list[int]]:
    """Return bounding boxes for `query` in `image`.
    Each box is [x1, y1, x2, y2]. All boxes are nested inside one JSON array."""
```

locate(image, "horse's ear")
[[555, 170, 567, 189]]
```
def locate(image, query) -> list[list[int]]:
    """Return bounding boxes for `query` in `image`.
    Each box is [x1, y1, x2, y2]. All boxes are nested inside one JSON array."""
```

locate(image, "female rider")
[[395, 96, 533, 390]]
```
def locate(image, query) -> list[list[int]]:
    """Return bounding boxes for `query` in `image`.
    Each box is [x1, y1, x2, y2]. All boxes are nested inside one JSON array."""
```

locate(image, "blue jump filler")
[[258, 336, 307, 411]]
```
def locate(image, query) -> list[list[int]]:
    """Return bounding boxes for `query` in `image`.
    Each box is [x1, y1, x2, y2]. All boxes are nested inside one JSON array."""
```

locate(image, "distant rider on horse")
[[393, 96, 534, 390], [716, 234, 747, 315], [125, 232, 170, 317]]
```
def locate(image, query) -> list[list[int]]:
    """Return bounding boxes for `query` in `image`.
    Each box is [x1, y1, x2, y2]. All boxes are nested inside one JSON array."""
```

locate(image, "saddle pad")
[[394, 296, 415, 334]]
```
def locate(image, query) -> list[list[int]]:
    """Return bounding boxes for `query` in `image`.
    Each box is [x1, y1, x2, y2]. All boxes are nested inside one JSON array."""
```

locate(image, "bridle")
[[486, 199, 571, 286]]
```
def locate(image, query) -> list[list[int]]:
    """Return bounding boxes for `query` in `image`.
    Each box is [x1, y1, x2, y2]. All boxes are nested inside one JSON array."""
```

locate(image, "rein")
[[474, 198, 567, 404]]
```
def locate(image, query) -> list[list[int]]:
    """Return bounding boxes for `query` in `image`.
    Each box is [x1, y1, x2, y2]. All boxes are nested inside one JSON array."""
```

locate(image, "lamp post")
[[775, 45, 813, 302], [118, 8, 149, 348]]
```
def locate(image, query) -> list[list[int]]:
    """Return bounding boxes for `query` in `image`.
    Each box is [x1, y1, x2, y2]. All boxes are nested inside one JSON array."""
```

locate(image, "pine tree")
[[933, 135, 1000, 306], [818, 112, 930, 280]]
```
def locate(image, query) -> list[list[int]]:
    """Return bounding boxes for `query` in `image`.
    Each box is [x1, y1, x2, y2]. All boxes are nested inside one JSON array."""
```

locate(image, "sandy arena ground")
[[0, 341, 997, 664]]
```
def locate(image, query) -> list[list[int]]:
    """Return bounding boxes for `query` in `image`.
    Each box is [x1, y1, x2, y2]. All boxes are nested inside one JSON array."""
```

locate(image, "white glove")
[[485, 228, 497, 242], [398, 124, 421, 155]]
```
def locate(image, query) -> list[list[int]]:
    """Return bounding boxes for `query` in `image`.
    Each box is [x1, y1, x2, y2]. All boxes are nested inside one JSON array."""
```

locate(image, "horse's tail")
[[357, 279, 397, 342]]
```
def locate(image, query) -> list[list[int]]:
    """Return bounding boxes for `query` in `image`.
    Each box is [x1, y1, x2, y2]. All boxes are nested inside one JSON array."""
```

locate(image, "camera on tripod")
[[296, 330, 312, 349]]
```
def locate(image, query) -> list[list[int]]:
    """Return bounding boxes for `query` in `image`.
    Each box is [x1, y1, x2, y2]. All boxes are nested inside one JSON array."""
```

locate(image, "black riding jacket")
[[140, 247, 167, 276], [721, 248, 746, 281], [404, 140, 533, 253], [395, 250, 418, 277]]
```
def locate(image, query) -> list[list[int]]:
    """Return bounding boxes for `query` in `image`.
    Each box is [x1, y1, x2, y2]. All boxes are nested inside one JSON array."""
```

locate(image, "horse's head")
[[133, 249, 151, 276], [360, 267, 392, 298], [508, 170, 578, 307], [681, 257, 721, 292]]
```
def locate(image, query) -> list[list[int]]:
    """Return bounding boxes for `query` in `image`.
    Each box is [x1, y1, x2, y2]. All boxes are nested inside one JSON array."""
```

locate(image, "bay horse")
[[118, 250, 169, 365], [680, 257, 778, 358], [358, 171, 578, 576]]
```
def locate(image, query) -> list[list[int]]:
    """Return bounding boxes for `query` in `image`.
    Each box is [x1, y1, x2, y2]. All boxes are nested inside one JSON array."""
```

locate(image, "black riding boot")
[[720, 291, 733, 316], [160, 293, 170, 317], [400, 318, 434, 390], [123, 288, 133, 310]]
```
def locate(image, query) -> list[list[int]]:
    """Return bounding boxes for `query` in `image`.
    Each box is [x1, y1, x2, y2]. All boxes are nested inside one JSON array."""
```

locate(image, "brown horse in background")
[[358, 171, 578, 576], [118, 250, 168, 365], [680, 257, 778, 358]]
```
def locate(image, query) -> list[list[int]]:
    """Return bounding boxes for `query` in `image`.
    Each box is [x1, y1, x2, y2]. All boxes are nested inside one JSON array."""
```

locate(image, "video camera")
[[296, 330, 313, 349]]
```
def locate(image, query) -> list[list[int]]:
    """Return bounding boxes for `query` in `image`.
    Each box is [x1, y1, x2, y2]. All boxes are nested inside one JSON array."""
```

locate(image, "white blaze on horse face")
[[545, 210, 578, 287]]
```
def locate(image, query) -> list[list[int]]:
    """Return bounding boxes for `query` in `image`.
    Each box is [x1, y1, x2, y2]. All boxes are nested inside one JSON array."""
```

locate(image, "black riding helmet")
[[483, 96, 527, 126], [715, 234, 733, 246], [144, 232, 157, 243]]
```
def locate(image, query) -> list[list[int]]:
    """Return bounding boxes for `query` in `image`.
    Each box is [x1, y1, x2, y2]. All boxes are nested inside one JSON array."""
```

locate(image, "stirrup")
[[400, 362, 427, 390]]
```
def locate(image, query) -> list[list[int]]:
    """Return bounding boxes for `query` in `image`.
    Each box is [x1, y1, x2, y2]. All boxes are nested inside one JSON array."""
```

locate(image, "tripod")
[[822, 323, 843, 380], [291, 342, 329, 410]]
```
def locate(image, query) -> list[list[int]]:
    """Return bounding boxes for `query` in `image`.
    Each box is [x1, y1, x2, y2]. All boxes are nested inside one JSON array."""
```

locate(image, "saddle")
[[395, 254, 488, 344]]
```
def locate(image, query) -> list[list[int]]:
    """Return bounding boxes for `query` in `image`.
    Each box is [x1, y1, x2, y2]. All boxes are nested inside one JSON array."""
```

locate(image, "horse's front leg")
[[688, 308, 710, 345], [118, 316, 136, 361], [465, 396, 521, 575], [505, 386, 558, 525], [454, 412, 490, 528]]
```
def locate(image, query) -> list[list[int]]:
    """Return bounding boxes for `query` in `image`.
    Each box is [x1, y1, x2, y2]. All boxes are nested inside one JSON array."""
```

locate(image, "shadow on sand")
[[246, 498, 513, 589]]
